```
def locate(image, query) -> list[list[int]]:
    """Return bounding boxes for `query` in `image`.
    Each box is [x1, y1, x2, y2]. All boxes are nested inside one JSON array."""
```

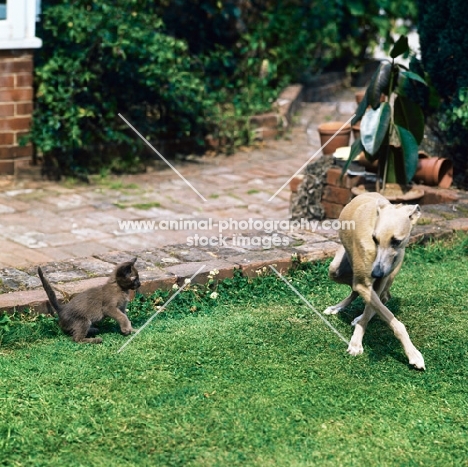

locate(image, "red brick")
[[446, 219, 468, 232], [15, 73, 33, 88], [226, 249, 295, 278], [0, 145, 32, 160], [0, 116, 31, 131], [137, 269, 177, 295], [0, 75, 14, 88], [164, 260, 238, 286], [419, 185, 459, 205], [16, 102, 33, 115], [0, 147, 12, 159], [0, 132, 14, 145], [13, 145, 33, 159], [0, 60, 33, 74], [326, 167, 366, 189], [238, 257, 292, 278], [0, 88, 33, 102], [322, 185, 352, 205], [0, 160, 15, 175], [0, 289, 63, 315], [250, 113, 279, 129], [261, 127, 279, 140], [0, 104, 14, 117], [322, 201, 344, 219], [13, 158, 33, 174], [290, 175, 304, 193]]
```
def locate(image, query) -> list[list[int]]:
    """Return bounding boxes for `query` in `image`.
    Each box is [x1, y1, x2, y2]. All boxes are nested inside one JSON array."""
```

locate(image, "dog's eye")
[[372, 234, 379, 245], [391, 237, 402, 247]]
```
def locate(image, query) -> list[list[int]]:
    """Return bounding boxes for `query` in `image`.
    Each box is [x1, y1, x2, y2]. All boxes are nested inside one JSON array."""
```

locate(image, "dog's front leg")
[[355, 284, 425, 370], [348, 304, 374, 355]]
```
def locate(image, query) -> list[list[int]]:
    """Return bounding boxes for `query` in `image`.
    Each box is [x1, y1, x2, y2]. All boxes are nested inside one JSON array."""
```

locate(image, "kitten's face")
[[115, 258, 141, 291]]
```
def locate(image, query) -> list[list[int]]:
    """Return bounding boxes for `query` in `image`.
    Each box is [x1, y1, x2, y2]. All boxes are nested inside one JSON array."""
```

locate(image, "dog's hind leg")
[[324, 246, 358, 315]]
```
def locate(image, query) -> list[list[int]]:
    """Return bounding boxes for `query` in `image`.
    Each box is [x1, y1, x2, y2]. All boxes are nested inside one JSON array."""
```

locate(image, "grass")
[[130, 202, 161, 210], [1, 235, 468, 466]]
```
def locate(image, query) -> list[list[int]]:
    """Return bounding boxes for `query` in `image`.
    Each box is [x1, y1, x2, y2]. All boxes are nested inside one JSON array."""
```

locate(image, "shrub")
[[33, 0, 418, 176], [33, 1, 209, 175], [417, 0, 468, 186]]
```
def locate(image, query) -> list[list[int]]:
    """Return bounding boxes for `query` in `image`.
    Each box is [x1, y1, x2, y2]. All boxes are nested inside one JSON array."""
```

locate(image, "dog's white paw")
[[347, 342, 364, 356], [409, 351, 426, 371], [351, 314, 364, 326], [324, 305, 342, 315]]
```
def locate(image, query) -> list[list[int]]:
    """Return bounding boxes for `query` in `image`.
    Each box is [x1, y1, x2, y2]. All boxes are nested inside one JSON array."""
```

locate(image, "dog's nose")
[[371, 266, 384, 279]]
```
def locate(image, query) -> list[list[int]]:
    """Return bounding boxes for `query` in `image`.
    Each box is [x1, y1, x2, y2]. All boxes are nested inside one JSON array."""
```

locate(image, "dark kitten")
[[38, 258, 141, 344]]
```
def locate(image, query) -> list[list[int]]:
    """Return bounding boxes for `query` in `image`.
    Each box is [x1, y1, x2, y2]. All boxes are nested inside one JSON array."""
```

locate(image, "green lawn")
[[1, 236, 468, 466]]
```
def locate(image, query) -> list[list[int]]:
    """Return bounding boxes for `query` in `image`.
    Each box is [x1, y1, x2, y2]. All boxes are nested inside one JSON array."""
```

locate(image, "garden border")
[[1, 200, 467, 314]]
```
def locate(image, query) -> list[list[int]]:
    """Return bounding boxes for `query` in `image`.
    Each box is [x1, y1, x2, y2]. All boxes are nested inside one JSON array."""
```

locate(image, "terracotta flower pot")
[[355, 90, 386, 105], [355, 90, 366, 104], [414, 154, 453, 188], [317, 121, 351, 155]]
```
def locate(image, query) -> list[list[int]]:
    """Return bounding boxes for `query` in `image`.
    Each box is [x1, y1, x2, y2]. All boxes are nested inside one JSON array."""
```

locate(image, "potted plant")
[[343, 35, 428, 199]]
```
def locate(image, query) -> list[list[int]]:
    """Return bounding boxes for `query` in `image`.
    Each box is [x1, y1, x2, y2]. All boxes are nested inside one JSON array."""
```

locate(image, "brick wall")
[[322, 167, 366, 218], [0, 50, 34, 175]]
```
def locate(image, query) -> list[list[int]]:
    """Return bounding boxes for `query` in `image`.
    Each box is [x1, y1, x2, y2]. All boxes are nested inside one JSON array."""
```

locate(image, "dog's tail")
[[38, 267, 62, 314]]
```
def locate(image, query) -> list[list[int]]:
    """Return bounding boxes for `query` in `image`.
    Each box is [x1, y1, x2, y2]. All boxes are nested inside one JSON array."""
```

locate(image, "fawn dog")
[[324, 193, 425, 370]]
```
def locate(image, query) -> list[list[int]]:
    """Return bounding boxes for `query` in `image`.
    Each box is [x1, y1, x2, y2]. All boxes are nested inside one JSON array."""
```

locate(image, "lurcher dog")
[[324, 192, 425, 370]]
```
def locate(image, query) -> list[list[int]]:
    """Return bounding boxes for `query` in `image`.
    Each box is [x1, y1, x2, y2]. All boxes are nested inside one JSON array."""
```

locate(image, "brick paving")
[[0, 87, 467, 312], [0, 89, 357, 268]]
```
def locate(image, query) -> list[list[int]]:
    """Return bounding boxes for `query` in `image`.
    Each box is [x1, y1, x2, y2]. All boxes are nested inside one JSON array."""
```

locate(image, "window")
[[0, 0, 42, 49], [0, 1, 7, 21]]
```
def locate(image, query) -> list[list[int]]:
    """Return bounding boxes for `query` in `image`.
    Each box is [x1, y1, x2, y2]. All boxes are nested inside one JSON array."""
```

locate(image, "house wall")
[[0, 49, 34, 175]]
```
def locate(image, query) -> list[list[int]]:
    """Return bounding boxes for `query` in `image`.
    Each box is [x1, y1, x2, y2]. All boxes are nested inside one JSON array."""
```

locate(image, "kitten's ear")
[[130, 257, 137, 265], [117, 262, 133, 277]]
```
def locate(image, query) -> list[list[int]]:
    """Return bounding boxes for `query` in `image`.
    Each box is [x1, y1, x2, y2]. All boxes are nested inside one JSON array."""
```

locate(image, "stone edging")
[[1, 207, 467, 314]]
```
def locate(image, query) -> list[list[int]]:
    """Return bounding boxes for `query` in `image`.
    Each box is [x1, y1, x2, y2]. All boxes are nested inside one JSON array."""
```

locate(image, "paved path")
[[0, 90, 357, 268]]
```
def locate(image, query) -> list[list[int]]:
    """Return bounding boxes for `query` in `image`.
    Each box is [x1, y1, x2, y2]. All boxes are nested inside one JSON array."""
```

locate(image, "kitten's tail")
[[37, 267, 62, 314]]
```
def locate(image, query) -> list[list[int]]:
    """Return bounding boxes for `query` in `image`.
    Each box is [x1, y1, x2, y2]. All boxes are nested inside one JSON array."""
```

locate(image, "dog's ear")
[[407, 204, 421, 225]]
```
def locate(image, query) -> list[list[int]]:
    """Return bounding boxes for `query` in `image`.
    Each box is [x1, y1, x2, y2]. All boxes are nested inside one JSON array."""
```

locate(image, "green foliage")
[[33, 1, 419, 175], [33, 1, 209, 174], [348, 38, 427, 187], [417, 0, 468, 186]]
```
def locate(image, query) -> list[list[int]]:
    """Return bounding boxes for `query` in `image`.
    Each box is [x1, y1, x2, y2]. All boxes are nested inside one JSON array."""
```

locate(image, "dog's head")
[[370, 202, 420, 279]]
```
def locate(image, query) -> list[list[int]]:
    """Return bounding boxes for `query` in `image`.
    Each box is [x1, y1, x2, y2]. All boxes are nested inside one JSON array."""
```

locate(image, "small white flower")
[[184, 278, 191, 285], [210, 292, 219, 300], [172, 284, 179, 290]]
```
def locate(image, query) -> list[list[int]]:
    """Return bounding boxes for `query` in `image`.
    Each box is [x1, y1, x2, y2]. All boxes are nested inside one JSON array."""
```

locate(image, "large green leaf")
[[401, 70, 427, 86], [360, 102, 391, 156], [394, 95, 425, 144], [351, 91, 368, 125], [390, 35, 409, 58], [367, 61, 392, 109], [396, 125, 419, 182], [341, 138, 364, 175]]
